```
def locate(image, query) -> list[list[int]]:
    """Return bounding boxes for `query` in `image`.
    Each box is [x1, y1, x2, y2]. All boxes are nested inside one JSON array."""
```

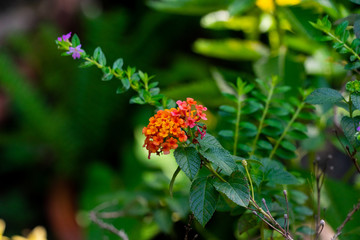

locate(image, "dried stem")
[[90, 211, 129, 240], [331, 199, 360, 240]]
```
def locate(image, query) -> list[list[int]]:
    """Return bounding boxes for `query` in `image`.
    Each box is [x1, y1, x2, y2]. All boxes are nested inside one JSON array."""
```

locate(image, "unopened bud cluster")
[[346, 80, 360, 94]]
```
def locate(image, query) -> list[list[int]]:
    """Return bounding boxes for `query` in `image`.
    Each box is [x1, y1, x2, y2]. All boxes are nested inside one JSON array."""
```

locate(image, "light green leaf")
[[93, 47, 106, 66], [194, 38, 269, 61], [71, 34, 80, 47], [190, 177, 218, 226], [213, 172, 250, 207], [113, 58, 124, 71], [305, 88, 344, 105], [174, 147, 201, 179]]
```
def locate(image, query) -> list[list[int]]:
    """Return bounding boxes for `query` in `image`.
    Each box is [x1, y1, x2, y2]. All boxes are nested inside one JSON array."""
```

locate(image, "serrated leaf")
[[174, 147, 201, 180], [351, 93, 360, 111], [340, 116, 360, 147], [190, 177, 218, 226], [262, 159, 299, 185], [305, 88, 344, 105], [71, 34, 80, 47], [213, 172, 250, 207], [199, 133, 223, 151], [200, 147, 237, 176], [93, 47, 106, 66]]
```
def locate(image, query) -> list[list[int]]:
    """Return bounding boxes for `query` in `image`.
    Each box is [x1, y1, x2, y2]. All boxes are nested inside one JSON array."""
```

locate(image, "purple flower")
[[57, 32, 72, 42], [357, 122, 360, 132], [67, 44, 84, 59]]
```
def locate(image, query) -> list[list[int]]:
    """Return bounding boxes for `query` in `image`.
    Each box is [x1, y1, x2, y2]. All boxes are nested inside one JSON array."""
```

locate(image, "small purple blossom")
[[357, 122, 360, 132], [57, 32, 72, 42], [67, 44, 84, 59]]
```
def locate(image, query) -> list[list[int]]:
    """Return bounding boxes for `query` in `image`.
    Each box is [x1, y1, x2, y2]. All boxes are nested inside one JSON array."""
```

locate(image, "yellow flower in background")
[[12, 226, 47, 240], [0, 219, 46, 240], [256, 0, 301, 12], [0, 219, 10, 240]]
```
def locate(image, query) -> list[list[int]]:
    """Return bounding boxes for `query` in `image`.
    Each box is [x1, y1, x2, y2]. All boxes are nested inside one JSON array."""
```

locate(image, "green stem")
[[244, 161, 255, 200], [250, 80, 276, 157], [169, 166, 181, 197], [326, 32, 360, 62], [269, 102, 305, 159], [233, 99, 242, 156], [204, 163, 226, 183]]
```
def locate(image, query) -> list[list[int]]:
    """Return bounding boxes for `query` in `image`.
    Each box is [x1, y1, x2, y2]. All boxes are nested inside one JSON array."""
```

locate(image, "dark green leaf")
[[213, 172, 250, 207], [305, 88, 344, 105], [199, 133, 223, 150], [275, 147, 297, 159], [345, 61, 360, 70], [280, 140, 296, 151], [219, 130, 234, 138], [190, 177, 218, 226], [264, 118, 283, 130], [257, 140, 273, 151], [154, 209, 172, 233], [287, 130, 307, 140], [335, 21, 348, 38], [129, 96, 145, 104], [340, 116, 360, 147], [351, 93, 360, 111], [292, 122, 307, 132], [222, 92, 238, 102], [219, 105, 236, 114], [200, 147, 237, 176], [174, 147, 201, 179], [262, 159, 299, 185]]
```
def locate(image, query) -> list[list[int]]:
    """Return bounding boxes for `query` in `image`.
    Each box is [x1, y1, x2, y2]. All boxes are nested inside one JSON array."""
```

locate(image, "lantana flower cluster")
[[143, 98, 207, 158]]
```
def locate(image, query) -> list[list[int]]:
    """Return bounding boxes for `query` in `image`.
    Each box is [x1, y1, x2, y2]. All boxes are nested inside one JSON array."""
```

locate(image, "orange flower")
[[143, 98, 207, 158]]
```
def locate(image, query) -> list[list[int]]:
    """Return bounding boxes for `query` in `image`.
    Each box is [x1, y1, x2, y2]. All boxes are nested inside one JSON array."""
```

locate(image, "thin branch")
[[90, 211, 129, 240], [331, 199, 360, 240]]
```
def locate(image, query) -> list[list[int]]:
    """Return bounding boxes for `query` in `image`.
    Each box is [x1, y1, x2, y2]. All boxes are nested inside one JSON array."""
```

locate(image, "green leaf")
[[219, 105, 236, 114], [71, 33, 80, 47], [345, 61, 360, 70], [193, 38, 269, 61], [351, 0, 360, 4], [113, 58, 124, 71], [351, 93, 360, 111], [262, 159, 299, 185], [287, 130, 307, 140], [280, 140, 296, 152], [222, 92, 238, 102], [264, 118, 283, 130], [296, 226, 315, 235], [79, 61, 94, 68], [101, 67, 113, 81], [200, 147, 237, 176], [335, 21, 348, 39], [129, 96, 145, 104], [199, 133, 223, 150], [93, 47, 106, 66], [340, 116, 360, 147], [257, 140, 273, 151], [228, 0, 255, 16], [153, 209, 172, 233], [305, 88, 344, 105], [292, 122, 307, 132], [174, 147, 201, 179], [190, 177, 218, 226], [219, 130, 234, 138], [116, 78, 131, 94], [213, 172, 250, 207]]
